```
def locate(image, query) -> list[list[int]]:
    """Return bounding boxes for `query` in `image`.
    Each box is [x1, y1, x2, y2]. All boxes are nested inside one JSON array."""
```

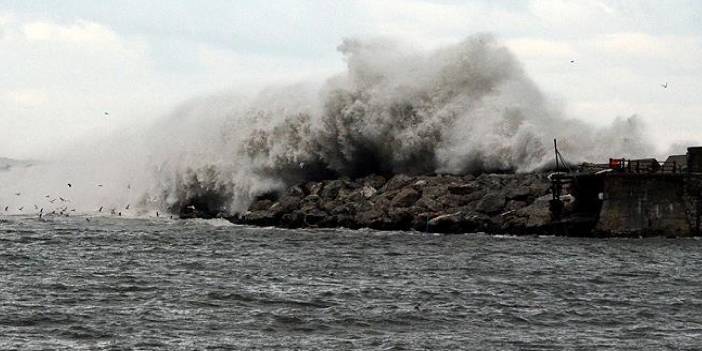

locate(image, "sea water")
[[1, 216, 701, 350]]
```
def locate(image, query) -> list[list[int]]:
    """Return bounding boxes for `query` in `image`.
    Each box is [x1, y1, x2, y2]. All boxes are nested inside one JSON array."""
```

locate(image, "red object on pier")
[[609, 158, 625, 169]]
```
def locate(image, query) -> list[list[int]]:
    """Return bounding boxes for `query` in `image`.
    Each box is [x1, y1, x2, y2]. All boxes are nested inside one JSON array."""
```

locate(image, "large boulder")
[[517, 195, 553, 229], [360, 174, 387, 189], [249, 199, 273, 211], [244, 210, 278, 226], [355, 208, 386, 229], [448, 183, 475, 195], [426, 212, 465, 233], [320, 180, 346, 200], [305, 182, 324, 196], [383, 174, 414, 192], [505, 186, 531, 200], [426, 212, 494, 233], [476, 193, 505, 214], [360, 185, 377, 199], [275, 196, 302, 214], [391, 188, 421, 207]]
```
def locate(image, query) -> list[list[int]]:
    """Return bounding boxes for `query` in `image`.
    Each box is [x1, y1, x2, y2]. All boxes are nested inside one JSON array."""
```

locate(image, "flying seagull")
[[14, 192, 20, 196], [104, 112, 109, 116], [125, 204, 130, 210], [570, 59, 575, 63], [98, 206, 103, 212], [67, 183, 72, 188], [661, 82, 668, 88]]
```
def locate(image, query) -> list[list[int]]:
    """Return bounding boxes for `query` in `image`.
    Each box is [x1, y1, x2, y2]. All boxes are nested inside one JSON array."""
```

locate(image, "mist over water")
[[1, 35, 655, 216]]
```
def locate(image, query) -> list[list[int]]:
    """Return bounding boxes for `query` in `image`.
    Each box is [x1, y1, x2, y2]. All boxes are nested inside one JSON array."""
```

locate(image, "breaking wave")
[[0, 35, 653, 216]]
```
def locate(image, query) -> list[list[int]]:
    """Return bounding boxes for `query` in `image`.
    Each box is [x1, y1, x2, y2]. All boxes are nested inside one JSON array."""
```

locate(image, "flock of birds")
[[2, 182, 167, 221]]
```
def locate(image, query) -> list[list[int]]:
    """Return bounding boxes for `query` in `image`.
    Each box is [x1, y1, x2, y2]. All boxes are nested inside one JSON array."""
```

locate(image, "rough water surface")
[[1, 216, 701, 350]]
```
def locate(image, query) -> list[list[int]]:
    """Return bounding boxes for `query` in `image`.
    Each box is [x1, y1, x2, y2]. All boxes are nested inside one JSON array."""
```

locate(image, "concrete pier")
[[596, 174, 691, 236]]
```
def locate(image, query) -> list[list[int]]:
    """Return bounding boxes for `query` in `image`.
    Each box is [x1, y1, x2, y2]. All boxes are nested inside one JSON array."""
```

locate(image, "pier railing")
[[608, 158, 685, 174]]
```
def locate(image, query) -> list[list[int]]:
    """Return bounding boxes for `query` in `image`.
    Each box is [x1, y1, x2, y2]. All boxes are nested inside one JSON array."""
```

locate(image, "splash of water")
[[0, 35, 654, 216]]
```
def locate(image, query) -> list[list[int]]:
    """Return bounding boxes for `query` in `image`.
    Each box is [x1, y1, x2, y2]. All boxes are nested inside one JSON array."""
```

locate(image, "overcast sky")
[[1, 0, 701, 159]]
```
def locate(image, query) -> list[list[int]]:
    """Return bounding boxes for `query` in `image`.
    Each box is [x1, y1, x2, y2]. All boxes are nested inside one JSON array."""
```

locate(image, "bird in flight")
[[661, 82, 668, 88], [104, 112, 109, 116], [570, 59, 575, 63], [67, 183, 72, 188], [14, 192, 20, 196]]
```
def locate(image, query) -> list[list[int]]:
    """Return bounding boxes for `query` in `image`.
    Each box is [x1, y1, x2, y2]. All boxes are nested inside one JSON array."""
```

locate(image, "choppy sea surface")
[[1, 215, 702, 350]]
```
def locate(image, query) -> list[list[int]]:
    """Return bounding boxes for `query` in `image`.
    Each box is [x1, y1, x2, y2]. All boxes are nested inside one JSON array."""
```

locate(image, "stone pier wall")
[[596, 174, 691, 236]]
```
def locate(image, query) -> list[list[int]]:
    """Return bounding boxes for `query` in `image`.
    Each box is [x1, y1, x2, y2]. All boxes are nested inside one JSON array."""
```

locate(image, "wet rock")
[[298, 208, 328, 226], [416, 196, 443, 212], [276, 196, 302, 214], [388, 207, 416, 228], [518, 195, 552, 229], [249, 199, 273, 211], [360, 185, 377, 199], [300, 194, 321, 207], [234, 171, 554, 235], [426, 212, 493, 233], [305, 182, 324, 196], [355, 208, 386, 229], [321, 180, 346, 200], [448, 183, 474, 195], [413, 179, 428, 187], [287, 185, 305, 197], [383, 174, 414, 192], [391, 188, 421, 207], [361, 175, 387, 189], [476, 193, 505, 214], [529, 182, 551, 197], [244, 210, 278, 226], [505, 200, 528, 211], [505, 186, 531, 200], [427, 212, 465, 233]]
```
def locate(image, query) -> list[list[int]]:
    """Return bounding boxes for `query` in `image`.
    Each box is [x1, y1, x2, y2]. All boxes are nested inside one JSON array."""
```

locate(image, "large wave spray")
[[0, 35, 653, 216]]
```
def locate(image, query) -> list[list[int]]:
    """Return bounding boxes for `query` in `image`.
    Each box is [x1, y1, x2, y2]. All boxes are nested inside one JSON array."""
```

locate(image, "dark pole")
[[554, 139, 559, 172]]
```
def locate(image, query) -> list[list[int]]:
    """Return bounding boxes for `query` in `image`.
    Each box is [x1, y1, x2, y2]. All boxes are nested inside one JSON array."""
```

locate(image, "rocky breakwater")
[[228, 173, 555, 234]]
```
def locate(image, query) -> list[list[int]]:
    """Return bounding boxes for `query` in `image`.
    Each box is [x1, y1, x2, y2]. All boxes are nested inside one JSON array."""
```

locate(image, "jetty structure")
[[550, 144, 702, 236], [180, 140, 702, 237]]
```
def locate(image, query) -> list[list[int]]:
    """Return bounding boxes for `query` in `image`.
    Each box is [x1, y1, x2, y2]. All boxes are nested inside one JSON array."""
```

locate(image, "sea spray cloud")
[[0, 34, 654, 216], [146, 34, 653, 215]]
